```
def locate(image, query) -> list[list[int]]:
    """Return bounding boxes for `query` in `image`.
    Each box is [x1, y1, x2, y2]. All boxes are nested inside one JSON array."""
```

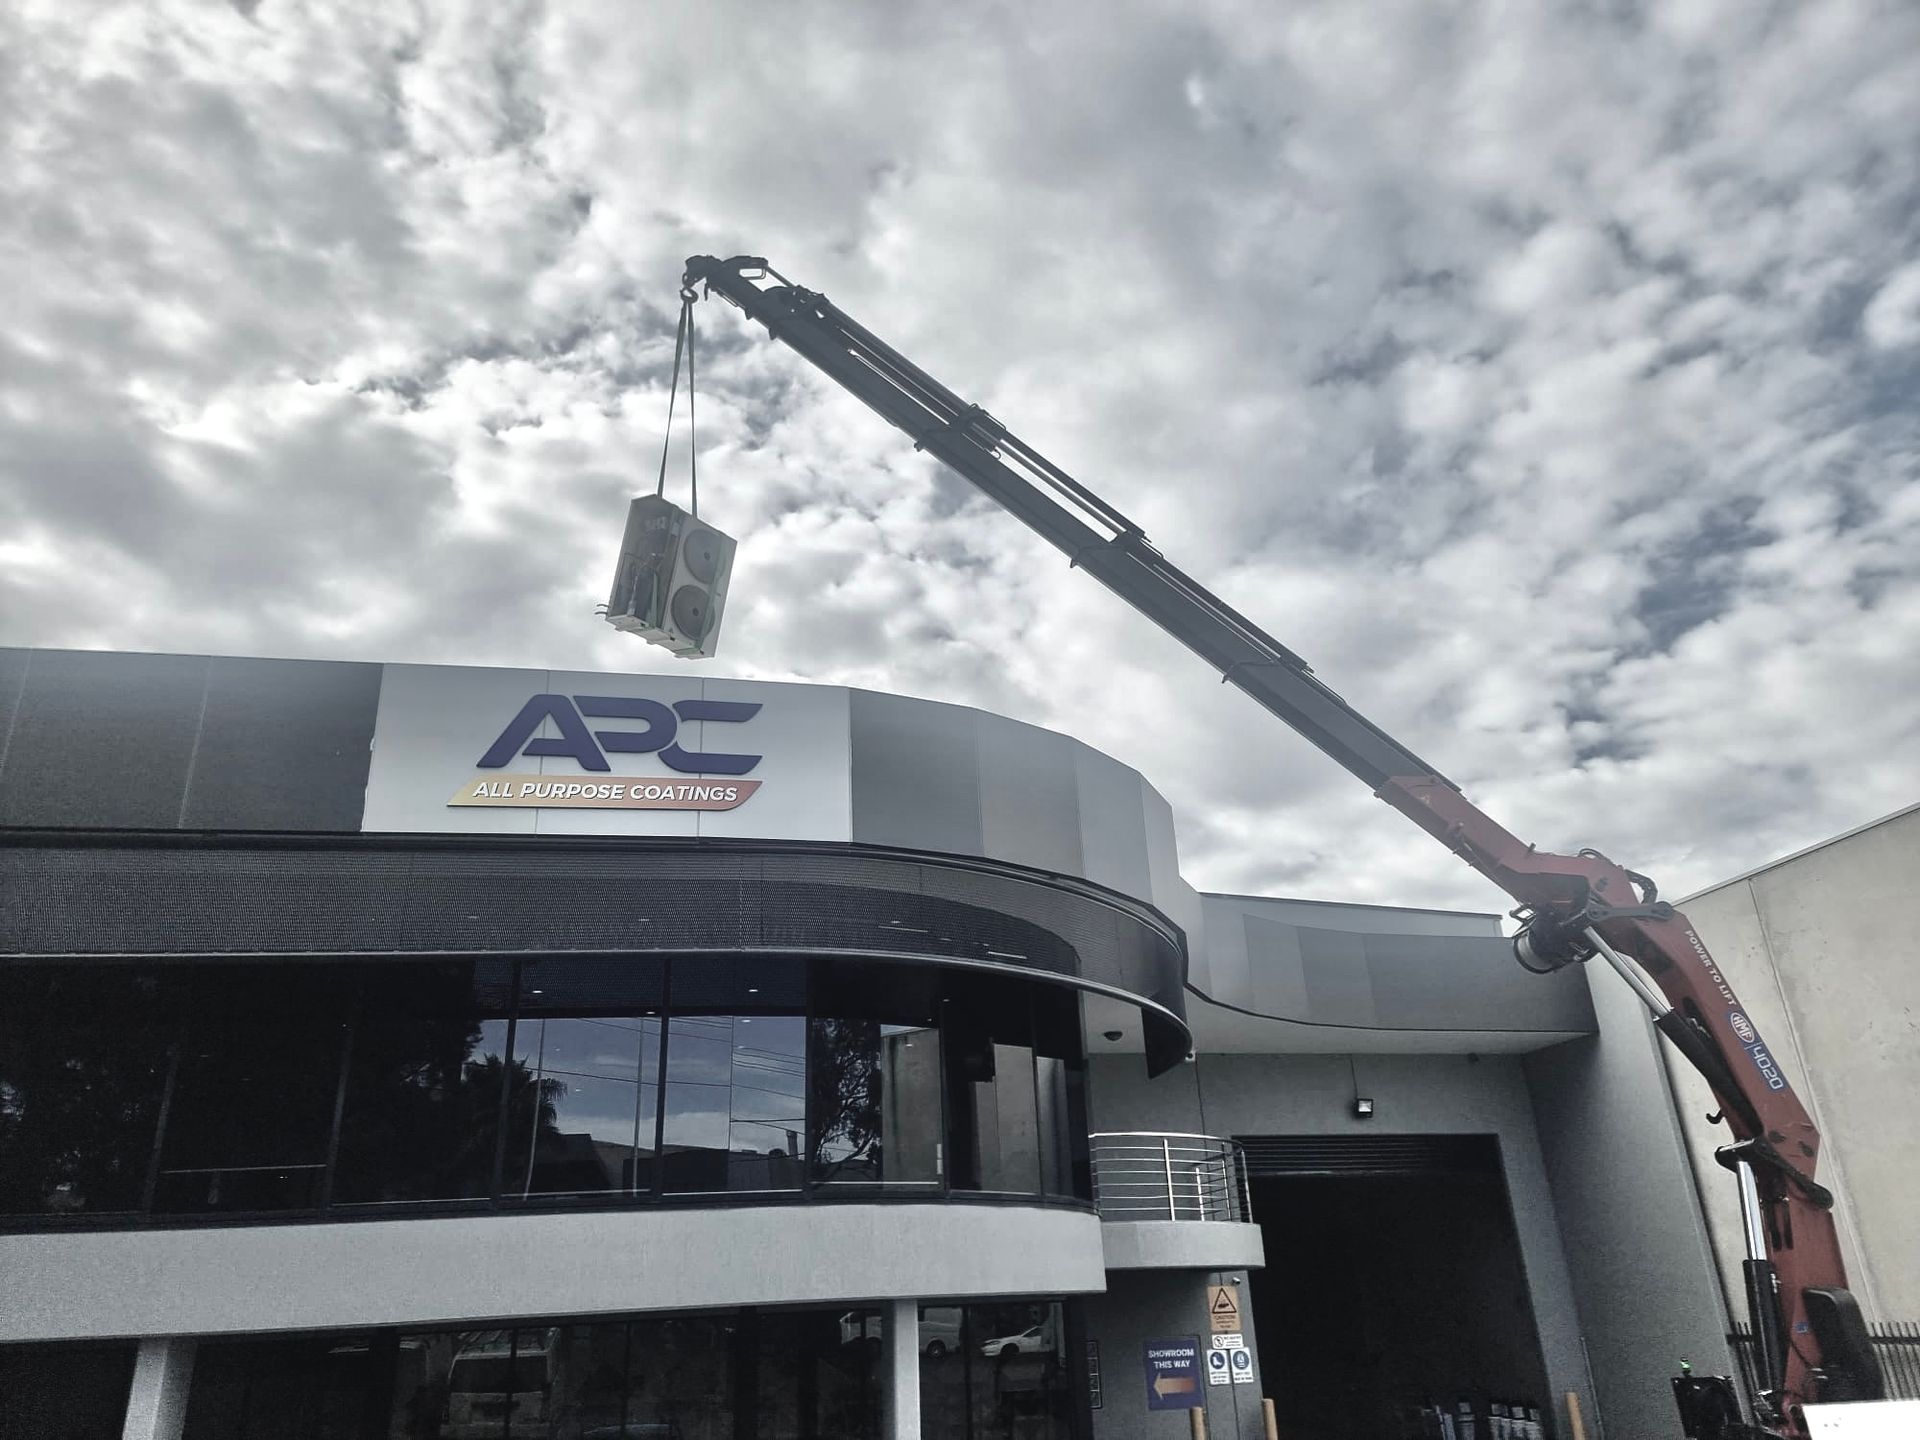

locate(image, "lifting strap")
[[654, 288, 700, 516]]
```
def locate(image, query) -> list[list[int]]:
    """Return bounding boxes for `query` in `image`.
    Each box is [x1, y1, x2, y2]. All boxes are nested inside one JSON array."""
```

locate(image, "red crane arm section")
[[1380, 774, 1840, 1420], [679, 254, 1877, 1432]]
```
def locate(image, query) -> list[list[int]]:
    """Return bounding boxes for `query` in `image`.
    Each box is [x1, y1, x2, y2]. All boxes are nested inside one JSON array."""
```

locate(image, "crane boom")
[[680, 254, 1883, 1435]]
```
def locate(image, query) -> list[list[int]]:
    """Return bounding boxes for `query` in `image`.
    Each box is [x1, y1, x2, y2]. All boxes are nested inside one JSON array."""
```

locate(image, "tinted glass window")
[[943, 980, 1041, 1196], [1035, 1055, 1073, 1198], [662, 1012, 806, 1194], [0, 967, 170, 1217], [755, 1308, 884, 1440], [153, 966, 350, 1214], [0, 1341, 137, 1440], [967, 1302, 1073, 1440], [511, 1016, 660, 1196], [809, 1019, 943, 1189], [333, 963, 511, 1206], [974, 1043, 1041, 1194], [183, 1334, 373, 1440], [614, 1314, 737, 1440], [3, 952, 1087, 1223]]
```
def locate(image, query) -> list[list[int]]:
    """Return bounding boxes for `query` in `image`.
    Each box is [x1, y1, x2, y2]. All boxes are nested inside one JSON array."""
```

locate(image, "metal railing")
[[1730, 1321, 1920, 1401], [1088, 1133, 1253, 1223]]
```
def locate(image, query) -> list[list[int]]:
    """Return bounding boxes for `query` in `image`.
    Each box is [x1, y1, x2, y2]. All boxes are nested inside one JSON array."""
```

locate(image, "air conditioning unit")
[[603, 495, 736, 659]]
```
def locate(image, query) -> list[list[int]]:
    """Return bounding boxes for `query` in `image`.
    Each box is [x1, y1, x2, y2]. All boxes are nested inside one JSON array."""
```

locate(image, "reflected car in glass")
[[443, 1332, 556, 1439], [977, 1322, 1055, 1359]]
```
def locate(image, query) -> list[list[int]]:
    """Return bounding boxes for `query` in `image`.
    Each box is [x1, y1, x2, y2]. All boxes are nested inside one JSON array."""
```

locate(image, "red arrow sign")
[[1154, 1375, 1198, 1398]]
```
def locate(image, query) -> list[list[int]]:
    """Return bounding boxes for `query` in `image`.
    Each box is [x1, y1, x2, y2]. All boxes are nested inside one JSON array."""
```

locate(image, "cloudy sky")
[[4, 0, 1917, 911]]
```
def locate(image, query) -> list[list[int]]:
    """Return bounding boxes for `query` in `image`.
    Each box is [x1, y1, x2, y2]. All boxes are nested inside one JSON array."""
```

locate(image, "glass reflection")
[[511, 1017, 660, 1196], [757, 1308, 884, 1440], [662, 1014, 806, 1193], [0, 968, 169, 1216], [153, 967, 349, 1214], [920, 1303, 1074, 1440], [1035, 1056, 1073, 1199], [608, 1313, 735, 1440], [182, 1333, 373, 1440], [335, 963, 512, 1206], [972, 1301, 1071, 1440], [810, 1020, 943, 1188], [970, 1044, 1041, 1195], [1, 955, 1090, 1222], [177, 1304, 1077, 1440]]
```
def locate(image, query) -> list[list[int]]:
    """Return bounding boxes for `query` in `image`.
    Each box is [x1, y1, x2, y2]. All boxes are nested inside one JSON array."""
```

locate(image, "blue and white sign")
[[363, 663, 852, 841], [1144, 1336, 1203, 1410]]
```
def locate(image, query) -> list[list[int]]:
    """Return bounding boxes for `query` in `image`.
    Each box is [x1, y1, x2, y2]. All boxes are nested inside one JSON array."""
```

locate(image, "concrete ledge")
[[0, 1203, 1108, 1343], [1100, 1220, 1265, 1271]]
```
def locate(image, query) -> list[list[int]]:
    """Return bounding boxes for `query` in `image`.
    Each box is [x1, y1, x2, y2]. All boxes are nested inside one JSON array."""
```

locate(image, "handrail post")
[[1163, 1137, 1176, 1220]]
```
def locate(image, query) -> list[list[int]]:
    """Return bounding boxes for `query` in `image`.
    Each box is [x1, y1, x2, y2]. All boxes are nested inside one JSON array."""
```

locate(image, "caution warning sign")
[[1207, 1284, 1241, 1334]]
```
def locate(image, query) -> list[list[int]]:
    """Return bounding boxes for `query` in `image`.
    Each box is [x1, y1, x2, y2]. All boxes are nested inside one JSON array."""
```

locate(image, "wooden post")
[[1188, 1406, 1208, 1440], [1565, 1390, 1588, 1440], [1261, 1396, 1279, 1440]]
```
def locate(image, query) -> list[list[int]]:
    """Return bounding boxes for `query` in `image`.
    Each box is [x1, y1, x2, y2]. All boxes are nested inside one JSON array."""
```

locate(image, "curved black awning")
[[0, 831, 1191, 1074]]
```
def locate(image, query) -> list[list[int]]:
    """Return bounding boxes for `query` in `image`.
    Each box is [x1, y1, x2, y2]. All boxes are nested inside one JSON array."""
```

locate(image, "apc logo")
[[479, 694, 763, 776]]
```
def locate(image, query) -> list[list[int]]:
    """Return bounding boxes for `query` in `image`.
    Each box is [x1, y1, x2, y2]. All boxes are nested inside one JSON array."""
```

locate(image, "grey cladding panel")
[[1072, 747, 1152, 904], [182, 656, 380, 830], [848, 689, 984, 856], [1364, 931, 1595, 1032], [1244, 913, 1310, 1018], [0, 649, 210, 828], [0, 649, 28, 776], [1223, 903, 1596, 1034], [976, 716, 1085, 878], [1297, 924, 1377, 1026]]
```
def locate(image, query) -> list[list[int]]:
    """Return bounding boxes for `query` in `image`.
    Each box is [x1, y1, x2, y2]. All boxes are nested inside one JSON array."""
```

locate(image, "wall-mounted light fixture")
[[1352, 1096, 1375, 1120]]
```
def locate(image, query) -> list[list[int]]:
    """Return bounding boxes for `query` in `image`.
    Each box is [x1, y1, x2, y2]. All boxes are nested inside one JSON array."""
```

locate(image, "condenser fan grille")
[[671, 585, 712, 637], [681, 528, 724, 584]]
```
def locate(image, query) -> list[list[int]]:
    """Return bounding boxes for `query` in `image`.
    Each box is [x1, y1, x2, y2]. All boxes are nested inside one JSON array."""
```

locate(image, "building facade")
[[0, 648, 1731, 1440], [1663, 803, 1920, 1329]]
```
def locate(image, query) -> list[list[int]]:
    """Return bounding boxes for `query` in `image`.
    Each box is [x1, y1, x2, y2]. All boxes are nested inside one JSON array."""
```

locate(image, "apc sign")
[[448, 693, 765, 811]]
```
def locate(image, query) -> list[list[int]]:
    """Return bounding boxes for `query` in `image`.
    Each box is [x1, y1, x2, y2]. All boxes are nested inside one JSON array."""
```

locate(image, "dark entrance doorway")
[[1241, 1135, 1552, 1439]]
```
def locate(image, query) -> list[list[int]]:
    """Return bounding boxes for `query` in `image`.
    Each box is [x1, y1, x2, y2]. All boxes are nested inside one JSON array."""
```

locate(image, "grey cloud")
[[2, 0, 1917, 911]]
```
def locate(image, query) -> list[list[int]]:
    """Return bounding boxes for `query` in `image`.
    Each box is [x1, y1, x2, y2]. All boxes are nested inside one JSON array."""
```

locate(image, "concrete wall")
[[1524, 973, 1734, 1440], [1088, 1050, 1595, 1437], [1101, 1222, 1265, 1272], [1668, 804, 1920, 1322], [0, 1202, 1106, 1343], [1083, 1268, 1266, 1440]]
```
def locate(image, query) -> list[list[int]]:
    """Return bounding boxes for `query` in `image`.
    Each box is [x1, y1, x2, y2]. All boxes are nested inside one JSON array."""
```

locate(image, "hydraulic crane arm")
[[680, 254, 1882, 1434]]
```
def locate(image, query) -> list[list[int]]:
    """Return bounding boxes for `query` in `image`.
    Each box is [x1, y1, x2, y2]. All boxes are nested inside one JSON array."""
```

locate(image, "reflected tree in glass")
[[0, 968, 170, 1216], [336, 964, 559, 1205], [810, 1018, 944, 1189], [809, 1017, 882, 1184]]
